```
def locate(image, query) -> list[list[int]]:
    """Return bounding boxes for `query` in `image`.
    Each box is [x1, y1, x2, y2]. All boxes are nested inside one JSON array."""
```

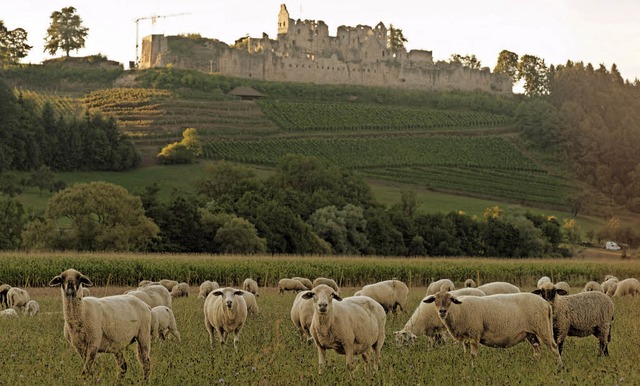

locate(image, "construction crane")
[[134, 13, 191, 68]]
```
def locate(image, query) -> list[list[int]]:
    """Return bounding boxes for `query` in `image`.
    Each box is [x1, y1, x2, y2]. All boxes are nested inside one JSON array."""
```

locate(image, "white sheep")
[[198, 280, 220, 299], [290, 290, 315, 342], [603, 275, 618, 282], [423, 291, 563, 365], [302, 284, 386, 374], [426, 279, 455, 295], [533, 282, 614, 356], [150, 306, 181, 341], [242, 278, 259, 296], [355, 279, 409, 314], [278, 278, 308, 294], [7, 287, 30, 313], [537, 276, 552, 288], [0, 308, 18, 318], [49, 269, 152, 382], [464, 279, 477, 288], [312, 277, 340, 293], [127, 284, 172, 308], [138, 280, 155, 287], [601, 278, 618, 295], [292, 277, 313, 290], [241, 291, 259, 315], [24, 300, 39, 316], [582, 281, 604, 293], [554, 281, 570, 294], [203, 287, 248, 352], [476, 281, 520, 295], [159, 279, 179, 292], [171, 282, 190, 298], [610, 278, 640, 297], [0, 284, 10, 309], [393, 288, 485, 346]]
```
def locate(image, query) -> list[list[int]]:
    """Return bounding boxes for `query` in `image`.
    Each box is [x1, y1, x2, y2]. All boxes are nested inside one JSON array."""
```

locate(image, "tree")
[[214, 216, 267, 254], [387, 24, 407, 56], [0, 197, 25, 250], [157, 128, 202, 164], [450, 54, 482, 69], [44, 7, 89, 57], [0, 21, 32, 64], [28, 165, 55, 197], [493, 50, 519, 83], [517, 54, 550, 96]]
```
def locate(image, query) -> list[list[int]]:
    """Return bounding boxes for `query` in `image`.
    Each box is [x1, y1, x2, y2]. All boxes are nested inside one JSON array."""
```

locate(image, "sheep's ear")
[[212, 290, 223, 297], [49, 275, 63, 287], [532, 289, 543, 296], [301, 291, 314, 300], [423, 296, 435, 303], [556, 289, 568, 296], [451, 296, 462, 304], [79, 275, 93, 287], [234, 290, 244, 296], [332, 293, 342, 301]]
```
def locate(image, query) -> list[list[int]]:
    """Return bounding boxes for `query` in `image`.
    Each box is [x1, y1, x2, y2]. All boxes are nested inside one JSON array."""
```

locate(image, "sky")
[[4, 0, 640, 83]]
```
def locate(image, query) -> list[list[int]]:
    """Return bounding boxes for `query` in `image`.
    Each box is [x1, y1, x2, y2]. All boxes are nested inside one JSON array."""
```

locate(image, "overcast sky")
[[4, 0, 640, 83]]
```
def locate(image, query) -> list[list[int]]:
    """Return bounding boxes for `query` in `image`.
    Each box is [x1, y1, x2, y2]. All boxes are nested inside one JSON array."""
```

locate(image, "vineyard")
[[15, 88, 81, 116], [258, 100, 513, 132]]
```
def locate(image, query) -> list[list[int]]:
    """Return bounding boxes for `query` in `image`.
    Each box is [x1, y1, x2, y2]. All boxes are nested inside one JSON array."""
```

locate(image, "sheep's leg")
[[345, 347, 356, 373], [537, 330, 563, 367], [82, 347, 98, 377], [526, 334, 541, 357], [136, 337, 152, 381], [204, 319, 216, 352], [114, 351, 128, 380], [361, 349, 371, 374], [316, 345, 327, 375], [218, 327, 227, 345], [233, 325, 243, 352], [373, 339, 382, 372], [596, 326, 609, 356]]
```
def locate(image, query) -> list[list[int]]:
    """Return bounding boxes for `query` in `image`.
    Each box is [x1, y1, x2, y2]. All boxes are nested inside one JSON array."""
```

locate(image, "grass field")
[[1, 281, 639, 385]]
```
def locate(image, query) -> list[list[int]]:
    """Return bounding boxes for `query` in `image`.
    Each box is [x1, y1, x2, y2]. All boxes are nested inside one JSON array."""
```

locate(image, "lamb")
[[610, 278, 640, 297], [426, 279, 455, 295], [159, 279, 179, 292], [537, 276, 552, 288], [278, 278, 308, 294], [302, 284, 386, 374], [150, 306, 181, 341], [49, 269, 152, 381], [464, 279, 477, 288], [171, 282, 190, 298], [0, 308, 18, 318], [394, 288, 485, 346], [203, 287, 248, 352], [582, 281, 604, 293], [533, 282, 614, 356], [476, 281, 520, 295], [290, 290, 315, 342], [423, 291, 563, 365], [7, 287, 30, 313], [241, 291, 259, 315], [242, 278, 259, 296], [198, 280, 220, 299], [292, 277, 313, 290], [24, 300, 40, 316], [312, 277, 340, 293], [355, 279, 409, 314], [0, 284, 10, 309], [126, 284, 172, 308]]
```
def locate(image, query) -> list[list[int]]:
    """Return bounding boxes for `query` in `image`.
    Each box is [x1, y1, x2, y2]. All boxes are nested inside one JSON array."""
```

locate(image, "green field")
[[1, 253, 639, 385]]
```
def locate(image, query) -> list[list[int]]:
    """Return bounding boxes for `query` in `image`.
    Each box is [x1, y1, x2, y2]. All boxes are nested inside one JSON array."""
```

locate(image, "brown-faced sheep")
[[355, 279, 409, 314], [203, 287, 248, 353], [242, 278, 259, 296], [533, 282, 614, 356], [302, 284, 386, 374], [476, 281, 520, 295], [278, 278, 308, 294], [198, 280, 220, 299], [426, 279, 455, 295], [150, 306, 181, 341], [7, 287, 30, 313], [171, 282, 189, 298], [582, 281, 604, 293], [49, 269, 152, 382], [292, 277, 313, 290]]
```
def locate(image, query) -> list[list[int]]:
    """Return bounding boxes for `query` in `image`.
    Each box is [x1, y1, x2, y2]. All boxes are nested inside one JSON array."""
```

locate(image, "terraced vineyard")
[[15, 88, 81, 115]]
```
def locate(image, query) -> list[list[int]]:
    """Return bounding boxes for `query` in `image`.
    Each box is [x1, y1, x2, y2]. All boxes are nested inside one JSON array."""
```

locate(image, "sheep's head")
[[423, 290, 461, 318], [393, 330, 417, 346], [464, 279, 476, 288], [49, 269, 93, 298], [302, 284, 342, 315], [212, 288, 244, 310], [532, 282, 567, 302]]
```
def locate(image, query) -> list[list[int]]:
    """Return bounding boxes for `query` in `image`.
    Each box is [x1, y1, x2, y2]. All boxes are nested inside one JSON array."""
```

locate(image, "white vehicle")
[[604, 241, 621, 251]]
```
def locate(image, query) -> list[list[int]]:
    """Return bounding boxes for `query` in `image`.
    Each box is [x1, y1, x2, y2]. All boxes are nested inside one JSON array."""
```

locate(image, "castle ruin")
[[140, 4, 512, 94]]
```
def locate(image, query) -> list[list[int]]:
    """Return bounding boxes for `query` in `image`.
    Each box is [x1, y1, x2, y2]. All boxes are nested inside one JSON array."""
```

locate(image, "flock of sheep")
[[2, 270, 639, 382]]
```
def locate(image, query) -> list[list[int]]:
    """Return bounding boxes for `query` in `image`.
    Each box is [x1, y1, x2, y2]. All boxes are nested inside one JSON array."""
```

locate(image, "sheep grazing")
[[138, 280, 155, 287], [610, 278, 640, 297], [150, 306, 181, 341], [241, 291, 259, 315], [533, 282, 614, 356], [394, 288, 485, 347], [424, 291, 562, 365], [0, 284, 10, 309], [290, 290, 315, 342], [476, 281, 520, 295], [426, 279, 455, 295], [312, 277, 340, 293], [198, 280, 220, 299], [582, 281, 604, 293], [127, 284, 172, 308], [159, 279, 179, 292], [278, 278, 308, 294], [601, 278, 618, 295], [604, 275, 618, 282], [49, 269, 152, 382], [24, 300, 40, 316], [242, 278, 259, 296], [292, 277, 313, 290], [537, 276, 552, 289], [203, 287, 248, 353], [355, 279, 409, 314], [0, 308, 18, 318], [7, 287, 30, 313], [555, 281, 571, 294], [171, 282, 190, 298], [302, 284, 386, 374], [464, 279, 477, 288]]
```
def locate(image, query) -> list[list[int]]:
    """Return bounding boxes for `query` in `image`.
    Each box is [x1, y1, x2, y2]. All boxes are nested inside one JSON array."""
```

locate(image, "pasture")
[[1, 253, 640, 385]]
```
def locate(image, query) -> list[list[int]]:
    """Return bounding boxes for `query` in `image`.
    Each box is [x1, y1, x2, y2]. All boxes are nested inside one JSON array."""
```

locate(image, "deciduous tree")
[[44, 6, 89, 57], [493, 50, 519, 82]]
